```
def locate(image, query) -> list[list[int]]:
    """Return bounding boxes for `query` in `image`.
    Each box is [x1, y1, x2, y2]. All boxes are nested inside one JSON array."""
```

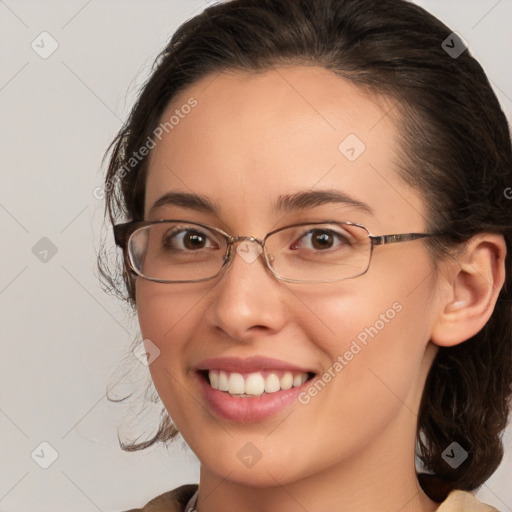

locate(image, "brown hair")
[[100, 0, 512, 501]]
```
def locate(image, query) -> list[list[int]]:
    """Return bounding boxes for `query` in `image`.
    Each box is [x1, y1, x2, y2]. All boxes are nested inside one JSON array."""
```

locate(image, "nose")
[[204, 238, 288, 342], [230, 236, 265, 267]]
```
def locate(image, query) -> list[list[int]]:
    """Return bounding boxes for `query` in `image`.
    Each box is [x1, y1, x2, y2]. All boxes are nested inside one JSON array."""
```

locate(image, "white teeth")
[[228, 372, 245, 394], [293, 374, 304, 387], [245, 373, 265, 396], [280, 372, 293, 390], [209, 370, 219, 389], [218, 370, 229, 391], [264, 373, 280, 393], [207, 369, 310, 396]]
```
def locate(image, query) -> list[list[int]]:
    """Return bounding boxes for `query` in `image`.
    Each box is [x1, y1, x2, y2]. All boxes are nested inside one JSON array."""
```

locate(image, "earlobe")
[[431, 234, 507, 347]]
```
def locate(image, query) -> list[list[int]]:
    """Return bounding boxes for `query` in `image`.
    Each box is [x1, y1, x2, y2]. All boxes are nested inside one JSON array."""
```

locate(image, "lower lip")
[[198, 373, 311, 422]]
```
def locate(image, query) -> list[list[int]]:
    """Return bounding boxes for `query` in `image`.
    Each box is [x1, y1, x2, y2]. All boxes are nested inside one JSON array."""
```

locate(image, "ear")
[[431, 234, 507, 347]]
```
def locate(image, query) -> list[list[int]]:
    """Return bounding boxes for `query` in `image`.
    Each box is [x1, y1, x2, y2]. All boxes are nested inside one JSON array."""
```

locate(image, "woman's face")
[[137, 66, 441, 487]]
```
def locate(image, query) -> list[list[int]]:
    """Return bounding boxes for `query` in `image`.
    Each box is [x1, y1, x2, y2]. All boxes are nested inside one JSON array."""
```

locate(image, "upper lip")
[[195, 356, 315, 374]]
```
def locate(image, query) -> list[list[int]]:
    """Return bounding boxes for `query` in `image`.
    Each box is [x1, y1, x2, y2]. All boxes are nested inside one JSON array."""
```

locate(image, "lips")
[[196, 355, 316, 375], [195, 356, 316, 422]]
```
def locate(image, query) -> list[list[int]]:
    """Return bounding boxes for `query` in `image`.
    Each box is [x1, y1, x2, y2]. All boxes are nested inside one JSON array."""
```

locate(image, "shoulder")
[[120, 485, 499, 512], [121, 484, 199, 512], [437, 489, 500, 512]]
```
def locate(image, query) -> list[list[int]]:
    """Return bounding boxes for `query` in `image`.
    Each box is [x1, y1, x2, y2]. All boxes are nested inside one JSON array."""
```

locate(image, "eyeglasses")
[[113, 219, 436, 284]]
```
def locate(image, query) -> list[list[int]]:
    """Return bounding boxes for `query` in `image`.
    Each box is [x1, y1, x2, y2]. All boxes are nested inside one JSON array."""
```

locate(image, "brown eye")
[[162, 229, 219, 251], [183, 231, 208, 250], [310, 230, 335, 250], [291, 228, 351, 251]]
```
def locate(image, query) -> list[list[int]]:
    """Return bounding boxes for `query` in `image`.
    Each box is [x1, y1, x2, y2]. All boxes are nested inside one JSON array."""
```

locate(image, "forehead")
[[145, 65, 426, 233]]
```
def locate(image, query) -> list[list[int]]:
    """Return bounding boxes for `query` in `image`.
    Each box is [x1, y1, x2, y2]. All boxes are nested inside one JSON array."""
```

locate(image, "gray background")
[[1, 1, 511, 511]]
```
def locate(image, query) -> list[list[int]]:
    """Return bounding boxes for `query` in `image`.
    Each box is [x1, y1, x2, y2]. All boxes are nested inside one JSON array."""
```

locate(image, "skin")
[[135, 65, 506, 512]]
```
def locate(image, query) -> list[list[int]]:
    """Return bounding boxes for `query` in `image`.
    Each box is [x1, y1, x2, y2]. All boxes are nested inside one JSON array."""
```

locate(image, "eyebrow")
[[149, 191, 219, 216], [274, 190, 373, 215], [149, 189, 373, 216]]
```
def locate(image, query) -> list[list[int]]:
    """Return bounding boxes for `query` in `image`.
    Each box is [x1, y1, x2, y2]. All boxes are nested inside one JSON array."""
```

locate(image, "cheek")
[[135, 279, 208, 340], [293, 280, 408, 358], [135, 281, 207, 433], [135, 280, 203, 385], [297, 255, 437, 402], [293, 292, 431, 461]]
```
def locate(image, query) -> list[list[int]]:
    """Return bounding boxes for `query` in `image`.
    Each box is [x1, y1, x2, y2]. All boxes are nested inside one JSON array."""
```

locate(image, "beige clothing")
[[123, 484, 500, 511]]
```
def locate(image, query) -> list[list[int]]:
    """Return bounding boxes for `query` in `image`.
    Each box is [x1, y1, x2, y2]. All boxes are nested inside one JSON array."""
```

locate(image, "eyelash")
[[289, 228, 353, 251]]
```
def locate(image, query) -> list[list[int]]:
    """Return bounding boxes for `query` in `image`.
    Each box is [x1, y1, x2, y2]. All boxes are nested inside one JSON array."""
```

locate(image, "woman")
[[100, 0, 512, 510]]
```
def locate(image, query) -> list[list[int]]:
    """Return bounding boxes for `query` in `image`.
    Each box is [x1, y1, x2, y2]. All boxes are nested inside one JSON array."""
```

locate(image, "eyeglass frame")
[[113, 219, 438, 284]]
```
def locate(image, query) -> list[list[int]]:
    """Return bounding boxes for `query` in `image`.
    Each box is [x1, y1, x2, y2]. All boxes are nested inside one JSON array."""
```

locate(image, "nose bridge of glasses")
[[231, 235, 265, 247], [229, 235, 266, 265]]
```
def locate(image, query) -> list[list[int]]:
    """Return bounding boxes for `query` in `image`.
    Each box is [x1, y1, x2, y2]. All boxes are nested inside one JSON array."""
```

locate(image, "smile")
[[195, 356, 317, 422], [206, 369, 310, 396]]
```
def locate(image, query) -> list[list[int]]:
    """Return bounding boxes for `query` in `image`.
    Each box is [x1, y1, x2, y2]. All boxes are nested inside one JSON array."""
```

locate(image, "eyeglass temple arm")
[[113, 222, 135, 248], [370, 233, 433, 246]]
